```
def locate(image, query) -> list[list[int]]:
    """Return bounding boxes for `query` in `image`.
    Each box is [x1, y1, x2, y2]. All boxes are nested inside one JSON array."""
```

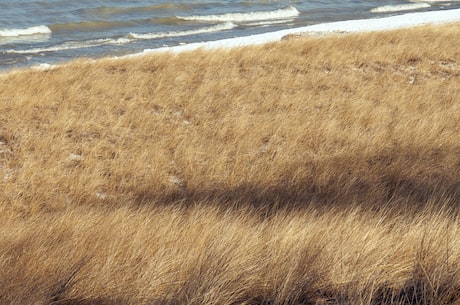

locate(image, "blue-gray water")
[[1, 0, 458, 70]]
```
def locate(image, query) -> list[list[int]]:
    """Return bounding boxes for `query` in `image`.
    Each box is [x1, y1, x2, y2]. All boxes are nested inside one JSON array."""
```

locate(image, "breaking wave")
[[129, 22, 236, 39], [371, 3, 431, 13], [5, 37, 129, 54], [0, 25, 51, 37], [177, 6, 299, 22], [244, 19, 295, 27]]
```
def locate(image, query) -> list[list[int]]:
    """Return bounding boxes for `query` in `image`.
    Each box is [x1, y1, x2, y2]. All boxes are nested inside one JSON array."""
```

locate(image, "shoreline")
[[122, 8, 460, 57], [1, 8, 458, 73]]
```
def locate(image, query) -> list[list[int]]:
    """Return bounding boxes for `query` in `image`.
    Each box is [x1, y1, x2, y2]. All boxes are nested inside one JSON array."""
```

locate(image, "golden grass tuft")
[[0, 23, 459, 304]]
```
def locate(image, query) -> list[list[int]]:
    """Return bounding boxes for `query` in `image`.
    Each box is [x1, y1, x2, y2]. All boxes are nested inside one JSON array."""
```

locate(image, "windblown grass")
[[0, 23, 459, 304]]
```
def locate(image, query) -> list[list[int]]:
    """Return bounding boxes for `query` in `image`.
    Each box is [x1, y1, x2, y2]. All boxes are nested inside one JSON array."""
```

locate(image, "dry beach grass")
[[0, 23, 459, 304]]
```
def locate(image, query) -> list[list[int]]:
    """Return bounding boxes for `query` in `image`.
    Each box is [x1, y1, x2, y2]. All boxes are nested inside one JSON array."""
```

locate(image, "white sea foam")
[[0, 25, 51, 37], [371, 3, 431, 13], [177, 6, 299, 22], [32, 63, 56, 71], [6, 37, 129, 54], [129, 22, 236, 39], [245, 19, 295, 27]]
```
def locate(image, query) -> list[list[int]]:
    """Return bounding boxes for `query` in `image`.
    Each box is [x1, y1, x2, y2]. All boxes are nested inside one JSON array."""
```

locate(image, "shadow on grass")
[[130, 174, 460, 213], [51, 277, 460, 305]]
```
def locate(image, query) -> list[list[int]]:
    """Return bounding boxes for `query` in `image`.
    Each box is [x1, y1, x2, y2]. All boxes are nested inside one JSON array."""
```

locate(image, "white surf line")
[[129, 22, 236, 39], [0, 25, 51, 37], [176, 6, 299, 22], [6, 37, 129, 54], [127, 8, 460, 58], [245, 19, 295, 27], [371, 3, 431, 13]]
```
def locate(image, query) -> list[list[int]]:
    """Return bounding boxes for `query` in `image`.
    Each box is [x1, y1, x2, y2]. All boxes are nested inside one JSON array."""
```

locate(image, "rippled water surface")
[[1, 0, 459, 70]]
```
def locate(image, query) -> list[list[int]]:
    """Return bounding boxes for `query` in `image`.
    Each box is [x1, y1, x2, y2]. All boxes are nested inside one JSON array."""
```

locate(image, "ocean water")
[[1, 0, 459, 70]]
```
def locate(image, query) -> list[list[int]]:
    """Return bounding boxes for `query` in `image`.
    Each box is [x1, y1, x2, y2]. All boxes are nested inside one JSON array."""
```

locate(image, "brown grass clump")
[[0, 23, 459, 304]]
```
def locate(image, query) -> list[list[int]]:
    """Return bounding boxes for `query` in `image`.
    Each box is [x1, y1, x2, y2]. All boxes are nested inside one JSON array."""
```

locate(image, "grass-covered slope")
[[0, 23, 459, 304]]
